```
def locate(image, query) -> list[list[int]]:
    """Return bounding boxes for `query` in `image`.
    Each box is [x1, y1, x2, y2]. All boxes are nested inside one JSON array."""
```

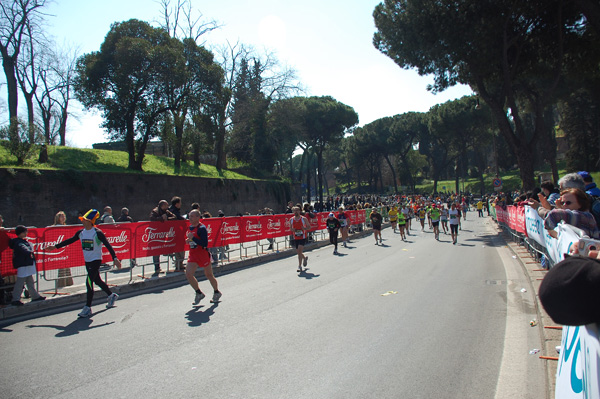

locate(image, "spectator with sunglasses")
[[544, 188, 599, 239]]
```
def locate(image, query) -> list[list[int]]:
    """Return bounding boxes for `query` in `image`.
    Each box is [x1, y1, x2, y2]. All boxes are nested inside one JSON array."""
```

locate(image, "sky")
[[1, 0, 472, 148]]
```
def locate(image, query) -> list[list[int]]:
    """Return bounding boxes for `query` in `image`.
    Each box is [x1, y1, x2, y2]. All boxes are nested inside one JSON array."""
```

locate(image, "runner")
[[397, 209, 407, 241], [370, 208, 383, 245], [440, 204, 449, 235], [401, 204, 411, 234], [430, 205, 441, 240], [338, 207, 350, 247], [418, 205, 427, 232], [326, 212, 342, 254], [449, 203, 460, 245], [185, 209, 221, 305], [290, 206, 310, 272], [48, 209, 121, 318], [388, 205, 399, 233], [426, 203, 433, 229]]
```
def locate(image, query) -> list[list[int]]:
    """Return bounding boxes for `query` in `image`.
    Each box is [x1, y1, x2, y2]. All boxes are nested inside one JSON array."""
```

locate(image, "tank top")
[[79, 228, 103, 262], [290, 216, 307, 239]]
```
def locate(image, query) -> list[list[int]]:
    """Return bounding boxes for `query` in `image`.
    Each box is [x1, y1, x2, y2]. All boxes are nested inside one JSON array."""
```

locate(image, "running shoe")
[[297, 267, 302, 273], [210, 291, 222, 303], [32, 296, 46, 302], [303, 256, 308, 267], [106, 293, 119, 308], [333, 250, 339, 255], [193, 291, 205, 305], [78, 306, 92, 318], [11, 301, 24, 306], [375, 242, 378, 245]]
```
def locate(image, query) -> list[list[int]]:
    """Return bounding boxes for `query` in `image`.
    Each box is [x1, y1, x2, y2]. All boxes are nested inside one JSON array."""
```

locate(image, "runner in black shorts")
[[289, 206, 310, 272]]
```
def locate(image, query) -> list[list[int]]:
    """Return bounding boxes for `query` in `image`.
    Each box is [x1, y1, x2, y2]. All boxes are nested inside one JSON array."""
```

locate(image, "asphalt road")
[[0, 216, 546, 399]]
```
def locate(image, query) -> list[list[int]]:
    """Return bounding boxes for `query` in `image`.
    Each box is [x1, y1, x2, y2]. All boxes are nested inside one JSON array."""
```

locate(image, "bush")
[[0, 119, 42, 165]]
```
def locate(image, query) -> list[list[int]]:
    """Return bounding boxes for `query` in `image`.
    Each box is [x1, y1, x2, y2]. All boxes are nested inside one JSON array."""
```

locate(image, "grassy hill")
[[0, 145, 254, 180]]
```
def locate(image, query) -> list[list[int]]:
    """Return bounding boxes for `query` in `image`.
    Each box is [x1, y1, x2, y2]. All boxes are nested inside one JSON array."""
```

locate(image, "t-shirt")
[[388, 209, 398, 222], [449, 209, 459, 225], [431, 209, 440, 222]]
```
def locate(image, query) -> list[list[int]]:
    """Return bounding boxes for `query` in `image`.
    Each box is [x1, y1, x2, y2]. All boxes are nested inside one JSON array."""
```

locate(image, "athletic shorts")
[[432, 221, 440, 227], [450, 224, 459, 233], [293, 239, 306, 248], [188, 248, 211, 267], [372, 224, 382, 231]]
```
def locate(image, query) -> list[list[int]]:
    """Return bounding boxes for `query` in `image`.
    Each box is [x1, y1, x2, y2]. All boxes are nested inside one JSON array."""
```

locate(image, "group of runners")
[[370, 199, 471, 245], [37, 197, 471, 318]]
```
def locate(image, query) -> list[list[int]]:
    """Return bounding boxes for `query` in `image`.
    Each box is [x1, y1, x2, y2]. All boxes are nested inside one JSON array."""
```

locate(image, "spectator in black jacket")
[[9, 225, 45, 306], [117, 207, 133, 223], [150, 200, 176, 275], [169, 196, 186, 272]]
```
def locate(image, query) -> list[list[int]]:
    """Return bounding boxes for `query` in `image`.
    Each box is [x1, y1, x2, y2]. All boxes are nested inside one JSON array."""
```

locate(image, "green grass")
[[0, 144, 254, 180]]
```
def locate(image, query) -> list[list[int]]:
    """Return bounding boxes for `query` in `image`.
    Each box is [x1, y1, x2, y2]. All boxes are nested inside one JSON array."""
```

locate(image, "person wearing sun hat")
[[47, 209, 121, 318]]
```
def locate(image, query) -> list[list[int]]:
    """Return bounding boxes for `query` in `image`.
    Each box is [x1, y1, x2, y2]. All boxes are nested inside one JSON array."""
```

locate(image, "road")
[[0, 216, 546, 399]]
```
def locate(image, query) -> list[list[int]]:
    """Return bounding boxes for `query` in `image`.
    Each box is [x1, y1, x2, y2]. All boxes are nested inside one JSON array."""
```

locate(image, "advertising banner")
[[0, 210, 366, 276]]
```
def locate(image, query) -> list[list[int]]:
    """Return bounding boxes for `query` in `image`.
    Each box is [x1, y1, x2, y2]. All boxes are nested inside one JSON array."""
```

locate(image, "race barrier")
[[0, 210, 367, 278], [492, 205, 600, 398]]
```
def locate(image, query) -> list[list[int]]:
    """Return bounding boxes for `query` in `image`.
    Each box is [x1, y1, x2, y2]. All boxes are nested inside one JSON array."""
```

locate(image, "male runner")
[[440, 205, 449, 235], [186, 209, 222, 304], [370, 208, 383, 245], [430, 205, 441, 240], [388, 205, 399, 233], [326, 212, 342, 254], [418, 205, 427, 232], [397, 209, 407, 241], [449, 203, 460, 245], [290, 206, 310, 272], [48, 209, 121, 318]]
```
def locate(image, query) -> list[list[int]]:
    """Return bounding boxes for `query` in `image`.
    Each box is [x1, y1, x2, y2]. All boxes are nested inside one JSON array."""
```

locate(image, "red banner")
[[0, 210, 366, 276], [495, 205, 526, 234]]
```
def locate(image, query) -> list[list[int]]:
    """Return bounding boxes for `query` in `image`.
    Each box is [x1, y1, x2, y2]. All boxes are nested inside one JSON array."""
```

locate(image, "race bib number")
[[294, 229, 304, 237], [81, 238, 94, 251]]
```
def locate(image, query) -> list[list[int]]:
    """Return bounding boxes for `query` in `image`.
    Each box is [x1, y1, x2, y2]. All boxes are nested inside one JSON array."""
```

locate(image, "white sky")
[[0, 0, 472, 148]]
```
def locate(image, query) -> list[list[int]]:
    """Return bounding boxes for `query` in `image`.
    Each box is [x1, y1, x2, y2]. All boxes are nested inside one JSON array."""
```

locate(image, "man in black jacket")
[[9, 225, 45, 306], [168, 196, 186, 272]]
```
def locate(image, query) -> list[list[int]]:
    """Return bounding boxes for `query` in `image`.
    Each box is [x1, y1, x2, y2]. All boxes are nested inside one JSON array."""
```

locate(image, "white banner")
[[551, 224, 599, 399], [525, 206, 547, 248]]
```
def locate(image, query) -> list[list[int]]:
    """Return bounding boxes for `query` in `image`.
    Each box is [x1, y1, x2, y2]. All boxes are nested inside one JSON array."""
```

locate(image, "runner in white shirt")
[[448, 203, 460, 245]]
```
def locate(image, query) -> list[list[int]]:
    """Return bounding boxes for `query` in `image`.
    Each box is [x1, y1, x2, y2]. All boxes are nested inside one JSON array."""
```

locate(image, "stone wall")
[[0, 168, 299, 227]]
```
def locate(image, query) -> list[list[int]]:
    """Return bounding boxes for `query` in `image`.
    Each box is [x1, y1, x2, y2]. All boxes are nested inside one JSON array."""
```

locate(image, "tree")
[[75, 19, 176, 170], [373, 0, 585, 190], [0, 0, 46, 126], [301, 96, 358, 205]]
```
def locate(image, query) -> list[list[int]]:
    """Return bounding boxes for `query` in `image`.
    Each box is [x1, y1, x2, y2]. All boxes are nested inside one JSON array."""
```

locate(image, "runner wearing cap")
[[48, 209, 121, 318]]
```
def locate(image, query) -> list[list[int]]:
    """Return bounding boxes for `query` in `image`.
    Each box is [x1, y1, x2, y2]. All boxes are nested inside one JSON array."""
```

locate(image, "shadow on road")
[[298, 270, 320, 280], [26, 310, 115, 337], [186, 303, 218, 327]]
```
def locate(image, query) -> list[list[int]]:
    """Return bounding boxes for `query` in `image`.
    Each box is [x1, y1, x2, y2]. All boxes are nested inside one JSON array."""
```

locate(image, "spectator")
[[116, 207, 133, 223], [99, 206, 116, 224], [9, 225, 46, 306], [149, 200, 176, 275], [558, 173, 586, 191], [0, 215, 9, 304], [169, 196, 186, 272], [579, 171, 600, 196], [51, 211, 74, 287], [544, 188, 599, 239], [540, 180, 560, 206], [539, 242, 600, 325]]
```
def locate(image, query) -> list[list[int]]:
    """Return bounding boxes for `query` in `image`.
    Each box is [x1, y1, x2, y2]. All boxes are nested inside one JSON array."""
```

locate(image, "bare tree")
[[35, 43, 79, 145], [157, 0, 220, 42], [0, 0, 47, 126]]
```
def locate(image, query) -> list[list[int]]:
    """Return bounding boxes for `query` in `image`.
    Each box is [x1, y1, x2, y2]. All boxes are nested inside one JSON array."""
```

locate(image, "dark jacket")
[[168, 205, 185, 220], [9, 237, 35, 269], [150, 207, 175, 222]]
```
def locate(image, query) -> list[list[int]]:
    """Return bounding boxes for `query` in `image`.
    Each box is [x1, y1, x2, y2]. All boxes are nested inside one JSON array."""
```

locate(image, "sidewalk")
[[495, 222, 559, 398]]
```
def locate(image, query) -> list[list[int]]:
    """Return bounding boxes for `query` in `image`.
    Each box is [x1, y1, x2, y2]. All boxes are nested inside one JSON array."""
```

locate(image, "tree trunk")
[[383, 155, 398, 193], [215, 118, 227, 170], [317, 149, 324, 207], [1, 54, 18, 123]]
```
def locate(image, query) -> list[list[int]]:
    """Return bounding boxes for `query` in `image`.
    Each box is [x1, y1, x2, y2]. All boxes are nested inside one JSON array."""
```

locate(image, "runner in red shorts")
[[289, 206, 310, 272], [186, 210, 221, 305]]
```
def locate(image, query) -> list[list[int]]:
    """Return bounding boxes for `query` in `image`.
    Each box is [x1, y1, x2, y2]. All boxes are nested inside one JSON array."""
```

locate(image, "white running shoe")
[[193, 291, 205, 305], [106, 293, 119, 308], [303, 256, 308, 266], [210, 291, 222, 303], [78, 306, 92, 318]]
